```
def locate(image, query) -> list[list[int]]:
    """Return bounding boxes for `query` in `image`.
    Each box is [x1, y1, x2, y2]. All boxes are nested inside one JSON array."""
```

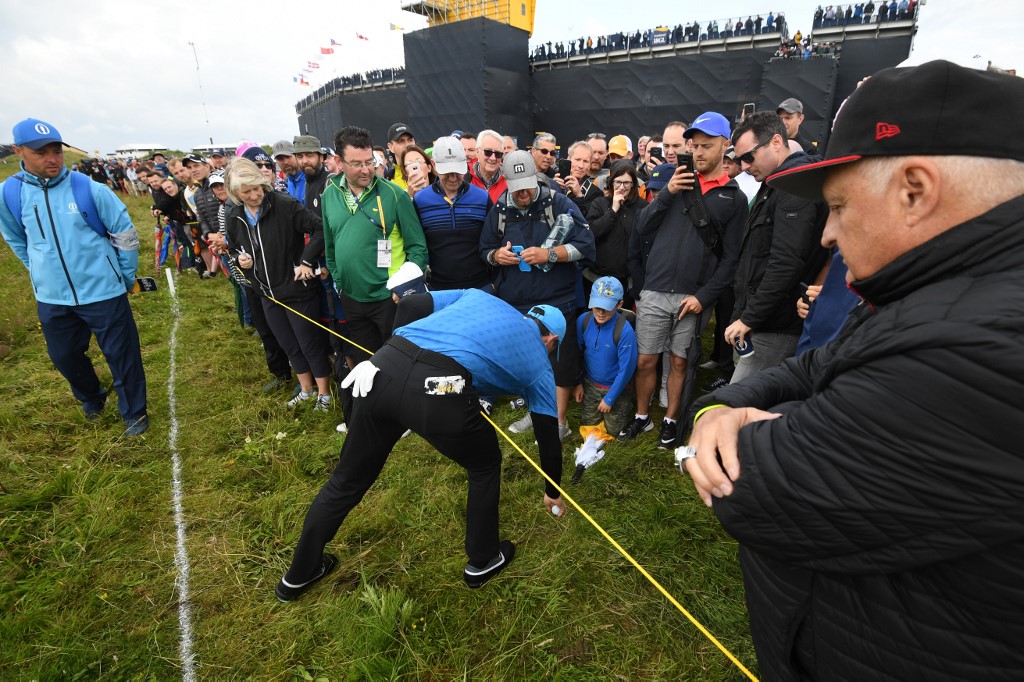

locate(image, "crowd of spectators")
[[531, 12, 789, 61], [812, 0, 918, 27], [333, 66, 405, 89], [773, 33, 840, 60]]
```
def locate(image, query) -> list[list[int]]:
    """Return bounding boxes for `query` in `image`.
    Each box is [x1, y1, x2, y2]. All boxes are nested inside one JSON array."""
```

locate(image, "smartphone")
[[557, 158, 572, 178], [677, 152, 694, 172], [799, 281, 811, 305], [648, 146, 664, 163], [741, 102, 756, 120]]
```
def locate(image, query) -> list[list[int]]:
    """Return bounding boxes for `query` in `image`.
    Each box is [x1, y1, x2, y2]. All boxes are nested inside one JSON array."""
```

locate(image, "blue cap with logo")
[[13, 118, 64, 150], [646, 162, 677, 192], [588, 276, 624, 311], [525, 304, 566, 357], [684, 111, 731, 140]]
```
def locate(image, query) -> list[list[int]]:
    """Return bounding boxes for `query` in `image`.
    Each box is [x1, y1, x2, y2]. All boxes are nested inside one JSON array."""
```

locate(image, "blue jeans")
[[37, 294, 148, 423]]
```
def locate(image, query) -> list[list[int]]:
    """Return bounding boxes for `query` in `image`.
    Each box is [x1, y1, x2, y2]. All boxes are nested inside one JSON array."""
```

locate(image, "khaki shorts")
[[635, 290, 699, 357]]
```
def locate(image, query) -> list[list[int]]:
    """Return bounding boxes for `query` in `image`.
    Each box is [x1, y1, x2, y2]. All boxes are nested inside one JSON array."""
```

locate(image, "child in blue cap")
[[574, 276, 638, 437]]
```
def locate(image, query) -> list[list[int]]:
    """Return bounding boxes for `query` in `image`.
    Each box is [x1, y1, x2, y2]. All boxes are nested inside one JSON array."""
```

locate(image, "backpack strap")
[[1, 172, 106, 240], [69, 172, 107, 240], [581, 310, 594, 337], [582, 309, 636, 345], [1, 175, 24, 230]]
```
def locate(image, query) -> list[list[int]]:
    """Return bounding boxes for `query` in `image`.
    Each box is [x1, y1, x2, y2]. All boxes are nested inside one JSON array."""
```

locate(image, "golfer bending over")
[[276, 286, 566, 600]]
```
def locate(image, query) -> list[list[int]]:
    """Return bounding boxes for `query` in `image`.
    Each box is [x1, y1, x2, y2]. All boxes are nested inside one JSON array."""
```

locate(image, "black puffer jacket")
[[693, 195, 1024, 680], [193, 179, 222, 237], [731, 152, 829, 334], [225, 191, 323, 303], [585, 193, 645, 279]]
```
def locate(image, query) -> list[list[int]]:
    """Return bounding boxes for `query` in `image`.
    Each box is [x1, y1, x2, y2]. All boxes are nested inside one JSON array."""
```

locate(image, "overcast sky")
[[1, 0, 1017, 154]]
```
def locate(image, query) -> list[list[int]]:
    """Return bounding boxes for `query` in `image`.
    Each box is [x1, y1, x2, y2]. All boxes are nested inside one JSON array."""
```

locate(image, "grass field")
[[0, 160, 757, 680]]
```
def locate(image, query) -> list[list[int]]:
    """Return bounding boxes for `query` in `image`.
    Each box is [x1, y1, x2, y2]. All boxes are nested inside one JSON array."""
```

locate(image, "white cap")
[[432, 136, 468, 175]]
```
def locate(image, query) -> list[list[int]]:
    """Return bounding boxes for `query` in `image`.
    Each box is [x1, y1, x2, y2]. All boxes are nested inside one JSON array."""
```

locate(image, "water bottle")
[[536, 214, 575, 272]]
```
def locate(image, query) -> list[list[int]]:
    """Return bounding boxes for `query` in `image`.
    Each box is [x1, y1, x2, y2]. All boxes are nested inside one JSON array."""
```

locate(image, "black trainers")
[[464, 540, 515, 588], [275, 553, 338, 602], [657, 420, 679, 450], [703, 376, 729, 393], [618, 416, 653, 441], [83, 392, 107, 421]]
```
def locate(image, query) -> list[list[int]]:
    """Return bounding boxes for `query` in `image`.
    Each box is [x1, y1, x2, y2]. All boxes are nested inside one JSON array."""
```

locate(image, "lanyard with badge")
[[355, 189, 391, 269]]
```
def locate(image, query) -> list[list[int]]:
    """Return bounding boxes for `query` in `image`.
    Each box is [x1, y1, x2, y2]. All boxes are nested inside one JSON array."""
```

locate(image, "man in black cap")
[[385, 122, 415, 189], [208, 148, 227, 171], [685, 60, 1024, 681], [776, 98, 816, 152]]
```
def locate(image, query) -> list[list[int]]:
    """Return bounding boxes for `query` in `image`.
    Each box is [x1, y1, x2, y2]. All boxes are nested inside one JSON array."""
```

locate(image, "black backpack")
[[580, 308, 636, 345]]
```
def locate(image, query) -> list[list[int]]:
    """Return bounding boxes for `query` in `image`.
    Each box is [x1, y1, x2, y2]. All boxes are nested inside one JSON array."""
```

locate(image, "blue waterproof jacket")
[[0, 166, 139, 306]]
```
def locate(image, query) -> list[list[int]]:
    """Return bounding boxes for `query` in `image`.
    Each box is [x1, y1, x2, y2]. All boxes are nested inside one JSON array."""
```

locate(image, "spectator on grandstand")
[[619, 114, 747, 447], [864, 0, 875, 21], [555, 140, 602, 215], [726, 111, 829, 384], [385, 122, 416, 189], [322, 126, 428, 363], [399, 145, 436, 199], [225, 158, 332, 411], [413, 136, 493, 290], [585, 160, 645, 309], [0, 118, 148, 435], [480, 151, 596, 441], [467, 129, 508, 203]]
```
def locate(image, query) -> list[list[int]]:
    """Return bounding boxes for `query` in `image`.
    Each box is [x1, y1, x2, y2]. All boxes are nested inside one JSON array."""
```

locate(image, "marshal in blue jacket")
[[0, 166, 139, 306]]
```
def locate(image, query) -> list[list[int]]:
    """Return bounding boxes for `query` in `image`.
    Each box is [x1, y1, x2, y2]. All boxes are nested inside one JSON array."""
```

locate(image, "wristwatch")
[[547, 248, 558, 263]]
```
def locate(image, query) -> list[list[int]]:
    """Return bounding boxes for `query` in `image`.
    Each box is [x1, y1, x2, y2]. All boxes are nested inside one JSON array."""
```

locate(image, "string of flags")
[[294, 27, 409, 86]]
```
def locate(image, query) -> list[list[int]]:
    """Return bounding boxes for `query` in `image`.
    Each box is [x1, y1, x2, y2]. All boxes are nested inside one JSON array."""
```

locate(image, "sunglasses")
[[736, 138, 771, 165], [532, 148, 556, 156], [481, 149, 504, 159], [255, 162, 273, 169]]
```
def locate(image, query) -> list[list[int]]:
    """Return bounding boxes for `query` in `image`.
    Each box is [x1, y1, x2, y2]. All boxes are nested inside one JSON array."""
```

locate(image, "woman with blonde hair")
[[224, 159, 333, 410]]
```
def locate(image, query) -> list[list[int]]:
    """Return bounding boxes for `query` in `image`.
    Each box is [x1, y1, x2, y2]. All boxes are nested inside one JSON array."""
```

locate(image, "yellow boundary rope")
[[265, 294, 758, 681]]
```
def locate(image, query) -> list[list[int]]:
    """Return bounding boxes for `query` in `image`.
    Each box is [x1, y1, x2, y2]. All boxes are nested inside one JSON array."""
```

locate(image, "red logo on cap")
[[875, 122, 901, 141]]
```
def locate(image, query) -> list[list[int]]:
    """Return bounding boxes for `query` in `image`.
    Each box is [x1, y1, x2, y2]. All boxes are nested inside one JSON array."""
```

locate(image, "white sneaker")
[[335, 423, 348, 433], [286, 390, 316, 407], [509, 413, 533, 433]]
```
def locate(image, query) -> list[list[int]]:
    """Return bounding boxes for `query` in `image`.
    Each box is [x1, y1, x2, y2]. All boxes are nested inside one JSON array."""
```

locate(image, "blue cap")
[[646, 163, 677, 192], [525, 304, 566, 358], [588, 276, 624, 310], [386, 262, 427, 299], [450, 129, 465, 138], [13, 118, 64, 150], [242, 147, 273, 164], [684, 111, 731, 140]]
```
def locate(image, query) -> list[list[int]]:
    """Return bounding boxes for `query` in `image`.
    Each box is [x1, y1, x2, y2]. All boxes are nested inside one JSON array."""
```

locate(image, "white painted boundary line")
[[165, 267, 196, 681]]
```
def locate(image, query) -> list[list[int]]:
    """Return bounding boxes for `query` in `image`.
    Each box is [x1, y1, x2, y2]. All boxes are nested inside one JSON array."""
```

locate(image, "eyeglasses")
[[612, 180, 634, 188], [587, 132, 607, 140], [481, 149, 504, 159], [255, 162, 273, 169], [532, 148, 556, 156], [736, 138, 771, 165], [342, 159, 375, 170]]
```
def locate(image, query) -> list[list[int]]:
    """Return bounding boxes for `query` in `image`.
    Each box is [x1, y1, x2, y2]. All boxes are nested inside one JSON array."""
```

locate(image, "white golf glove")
[[340, 360, 380, 398]]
